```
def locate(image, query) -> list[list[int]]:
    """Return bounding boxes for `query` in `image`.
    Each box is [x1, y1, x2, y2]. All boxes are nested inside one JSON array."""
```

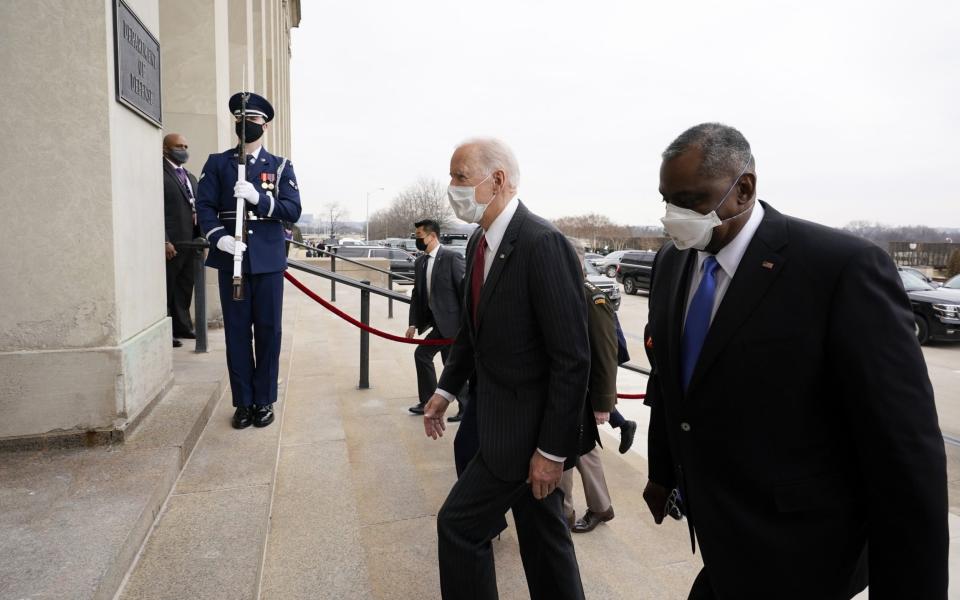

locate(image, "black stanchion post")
[[359, 281, 370, 389], [193, 239, 209, 353], [330, 248, 337, 302], [387, 273, 394, 319]]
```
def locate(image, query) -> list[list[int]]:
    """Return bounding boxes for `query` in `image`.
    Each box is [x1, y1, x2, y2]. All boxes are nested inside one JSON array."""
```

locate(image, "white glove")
[[216, 235, 248, 255], [234, 180, 260, 205]]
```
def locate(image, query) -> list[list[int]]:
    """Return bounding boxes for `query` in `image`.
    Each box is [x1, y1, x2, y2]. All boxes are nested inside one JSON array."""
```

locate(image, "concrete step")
[[0, 373, 225, 600], [116, 292, 303, 600]]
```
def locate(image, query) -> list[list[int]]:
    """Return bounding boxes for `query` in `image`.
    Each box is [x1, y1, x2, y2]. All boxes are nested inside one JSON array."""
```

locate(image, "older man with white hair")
[[423, 138, 590, 600]]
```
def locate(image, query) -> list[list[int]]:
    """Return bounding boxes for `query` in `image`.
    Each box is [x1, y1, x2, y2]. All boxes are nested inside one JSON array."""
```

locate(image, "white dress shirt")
[[479, 195, 520, 281], [425, 243, 440, 305], [683, 201, 765, 330]]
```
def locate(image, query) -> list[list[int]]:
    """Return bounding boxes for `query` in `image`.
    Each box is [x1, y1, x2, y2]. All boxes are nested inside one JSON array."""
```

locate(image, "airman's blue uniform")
[[195, 94, 301, 414]]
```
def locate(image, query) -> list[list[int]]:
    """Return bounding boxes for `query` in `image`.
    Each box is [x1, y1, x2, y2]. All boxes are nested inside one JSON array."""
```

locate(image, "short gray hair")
[[662, 123, 753, 179], [458, 137, 521, 187]]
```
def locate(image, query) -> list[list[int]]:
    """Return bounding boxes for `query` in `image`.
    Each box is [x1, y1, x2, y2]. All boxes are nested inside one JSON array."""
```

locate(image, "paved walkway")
[[118, 272, 703, 599], [6, 269, 958, 599]]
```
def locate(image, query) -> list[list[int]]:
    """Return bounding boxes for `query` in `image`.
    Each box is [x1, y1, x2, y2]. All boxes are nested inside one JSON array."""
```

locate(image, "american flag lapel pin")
[[762, 261, 775, 270]]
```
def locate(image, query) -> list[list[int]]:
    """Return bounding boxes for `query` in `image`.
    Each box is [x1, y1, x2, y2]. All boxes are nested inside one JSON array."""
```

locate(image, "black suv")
[[615, 250, 656, 294], [899, 270, 960, 344]]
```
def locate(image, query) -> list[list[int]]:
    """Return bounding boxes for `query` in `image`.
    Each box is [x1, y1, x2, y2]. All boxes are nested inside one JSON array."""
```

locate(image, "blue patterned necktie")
[[681, 256, 720, 392]]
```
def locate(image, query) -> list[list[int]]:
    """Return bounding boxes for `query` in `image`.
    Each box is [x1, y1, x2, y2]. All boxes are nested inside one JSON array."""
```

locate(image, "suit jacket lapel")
[[476, 202, 528, 330], [164, 160, 192, 203], [687, 204, 788, 396], [247, 152, 267, 184]]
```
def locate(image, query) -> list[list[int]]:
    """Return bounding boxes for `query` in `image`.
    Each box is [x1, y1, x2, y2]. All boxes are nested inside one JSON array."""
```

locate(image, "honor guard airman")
[[195, 92, 302, 429]]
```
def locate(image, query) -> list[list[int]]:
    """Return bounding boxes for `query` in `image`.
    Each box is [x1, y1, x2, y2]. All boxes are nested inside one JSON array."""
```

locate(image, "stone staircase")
[[0, 341, 226, 600]]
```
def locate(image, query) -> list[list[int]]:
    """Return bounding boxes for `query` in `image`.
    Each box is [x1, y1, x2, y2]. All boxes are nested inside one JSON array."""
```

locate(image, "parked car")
[[595, 250, 635, 277], [615, 250, 657, 295], [899, 270, 960, 344], [585, 252, 604, 267], [899, 266, 940, 288], [584, 260, 621, 311], [331, 245, 417, 277], [944, 274, 960, 289]]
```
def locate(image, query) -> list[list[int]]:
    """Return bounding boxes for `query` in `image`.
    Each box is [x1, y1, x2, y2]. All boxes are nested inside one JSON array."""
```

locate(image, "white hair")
[[457, 137, 521, 187]]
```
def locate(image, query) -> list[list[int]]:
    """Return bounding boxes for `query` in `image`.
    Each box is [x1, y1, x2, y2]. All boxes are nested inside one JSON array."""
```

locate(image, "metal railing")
[[172, 238, 211, 353], [287, 258, 410, 389], [287, 239, 414, 318], [286, 256, 651, 389]]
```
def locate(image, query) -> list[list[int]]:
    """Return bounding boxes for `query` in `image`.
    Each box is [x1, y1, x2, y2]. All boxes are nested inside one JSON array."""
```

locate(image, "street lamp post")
[[365, 187, 384, 242]]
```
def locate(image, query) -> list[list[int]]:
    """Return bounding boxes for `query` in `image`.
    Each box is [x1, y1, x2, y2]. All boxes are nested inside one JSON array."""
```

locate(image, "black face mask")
[[235, 120, 264, 144], [415, 237, 428, 252], [168, 149, 189, 164]]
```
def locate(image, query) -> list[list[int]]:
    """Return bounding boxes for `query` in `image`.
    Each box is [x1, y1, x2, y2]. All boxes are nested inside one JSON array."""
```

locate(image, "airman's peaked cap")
[[229, 92, 274, 122]]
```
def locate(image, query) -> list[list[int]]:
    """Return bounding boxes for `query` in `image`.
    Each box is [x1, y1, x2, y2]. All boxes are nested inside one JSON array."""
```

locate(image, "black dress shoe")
[[172, 338, 183, 348], [408, 403, 426, 415], [253, 404, 274, 428], [572, 506, 615, 533], [232, 406, 253, 429], [176, 330, 197, 339], [619, 420, 638, 454], [447, 409, 464, 423]]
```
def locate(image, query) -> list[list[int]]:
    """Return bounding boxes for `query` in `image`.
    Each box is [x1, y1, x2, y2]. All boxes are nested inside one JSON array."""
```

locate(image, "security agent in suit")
[[162, 133, 201, 347], [642, 123, 948, 599], [422, 138, 589, 600], [196, 92, 302, 430], [405, 219, 467, 421]]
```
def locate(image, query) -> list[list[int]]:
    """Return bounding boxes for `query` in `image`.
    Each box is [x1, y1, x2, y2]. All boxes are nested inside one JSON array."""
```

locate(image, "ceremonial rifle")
[[232, 90, 248, 301]]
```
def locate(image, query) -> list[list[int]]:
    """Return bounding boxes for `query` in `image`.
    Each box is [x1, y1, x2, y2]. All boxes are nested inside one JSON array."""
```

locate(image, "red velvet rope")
[[285, 271, 649, 400], [284, 271, 454, 346]]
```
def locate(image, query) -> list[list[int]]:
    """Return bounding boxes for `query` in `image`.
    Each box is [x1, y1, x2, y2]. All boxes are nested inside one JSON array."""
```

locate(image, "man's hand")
[[643, 479, 670, 524], [216, 235, 247, 255], [165, 242, 177, 260], [594, 411, 610, 426], [528, 452, 564, 500], [405, 326, 417, 339], [234, 180, 260, 205], [423, 393, 451, 439]]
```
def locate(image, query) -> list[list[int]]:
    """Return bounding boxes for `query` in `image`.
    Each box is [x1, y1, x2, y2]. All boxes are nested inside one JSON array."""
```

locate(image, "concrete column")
[[160, 0, 231, 325], [0, 0, 171, 441]]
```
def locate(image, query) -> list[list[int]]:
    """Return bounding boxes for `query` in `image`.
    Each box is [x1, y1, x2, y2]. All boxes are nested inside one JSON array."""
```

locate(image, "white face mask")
[[447, 173, 493, 224], [660, 155, 753, 251]]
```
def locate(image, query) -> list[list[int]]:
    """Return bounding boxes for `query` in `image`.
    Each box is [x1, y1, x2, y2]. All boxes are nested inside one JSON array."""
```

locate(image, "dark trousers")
[[415, 328, 465, 410], [218, 270, 283, 408], [437, 453, 585, 600], [166, 251, 195, 337], [453, 390, 479, 477], [688, 568, 717, 600], [609, 408, 626, 429]]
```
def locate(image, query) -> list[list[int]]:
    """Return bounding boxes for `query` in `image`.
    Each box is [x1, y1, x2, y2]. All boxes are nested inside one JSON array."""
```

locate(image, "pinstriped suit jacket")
[[438, 202, 590, 481]]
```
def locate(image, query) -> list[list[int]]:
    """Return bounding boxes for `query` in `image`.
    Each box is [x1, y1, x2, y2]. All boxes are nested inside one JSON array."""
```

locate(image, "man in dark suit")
[[423, 138, 590, 600], [405, 219, 467, 422], [162, 133, 200, 347], [642, 123, 948, 599]]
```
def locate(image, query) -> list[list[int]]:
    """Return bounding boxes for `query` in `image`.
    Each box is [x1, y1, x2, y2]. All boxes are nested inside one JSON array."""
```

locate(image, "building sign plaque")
[[113, 0, 162, 126]]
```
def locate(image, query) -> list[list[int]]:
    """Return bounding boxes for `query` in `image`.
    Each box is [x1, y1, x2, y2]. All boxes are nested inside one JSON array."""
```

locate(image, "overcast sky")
[[289, 0, 959, 230]]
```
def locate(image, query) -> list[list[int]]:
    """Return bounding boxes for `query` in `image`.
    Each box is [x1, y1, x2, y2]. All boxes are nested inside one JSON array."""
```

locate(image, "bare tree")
[[367, 178, 454, 239], [321, 201, 349, 237]]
